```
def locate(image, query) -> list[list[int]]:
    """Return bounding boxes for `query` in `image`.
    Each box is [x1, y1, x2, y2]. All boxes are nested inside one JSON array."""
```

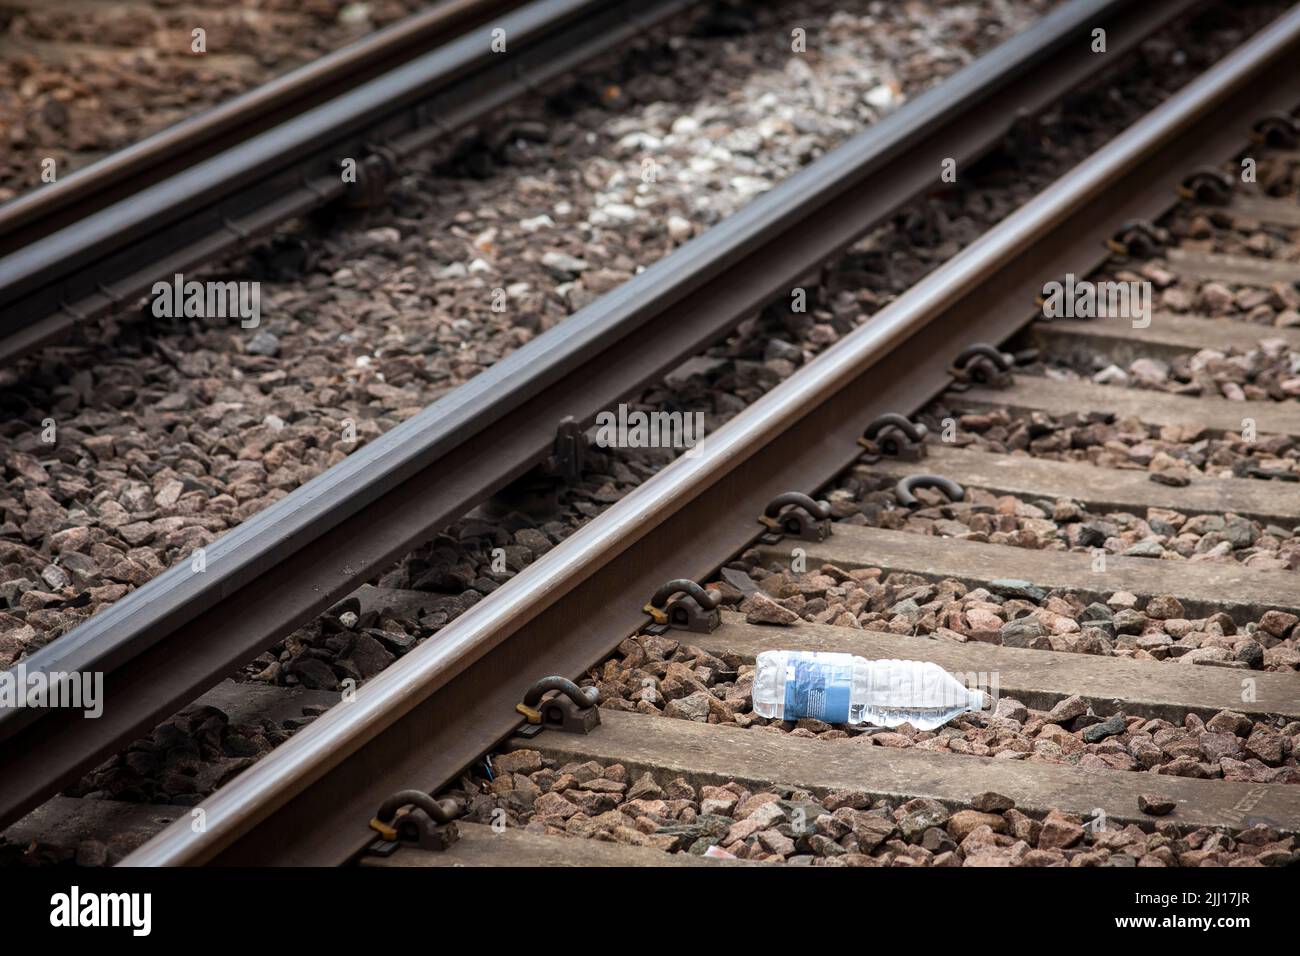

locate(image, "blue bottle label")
[[782, 655, 853, 723]]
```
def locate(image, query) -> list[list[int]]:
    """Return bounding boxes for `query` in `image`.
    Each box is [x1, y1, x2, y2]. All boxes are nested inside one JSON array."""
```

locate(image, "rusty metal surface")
[[122, 4, 1300, 866], [0, 0, 1180, 833]]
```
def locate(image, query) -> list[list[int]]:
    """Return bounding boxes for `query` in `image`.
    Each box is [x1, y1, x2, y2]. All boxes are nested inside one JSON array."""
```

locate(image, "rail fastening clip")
[[368, 789, 462, 854], [949, 343, 1015, 390], [1177, 166, 1234, 205], [894, 474, 966, 509], [759, 491, 832, 543], [643, 579, 722, 634], [858, 413, 928, 462], [1105, 219, 1169, 259], [1250, 110, 1299, 149], [541, 415, 586, 483], [514, 676, 600, 737]]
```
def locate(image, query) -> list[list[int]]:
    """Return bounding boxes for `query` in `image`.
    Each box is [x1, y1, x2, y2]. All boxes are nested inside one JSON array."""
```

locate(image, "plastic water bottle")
[[752, 651, 988, 730]]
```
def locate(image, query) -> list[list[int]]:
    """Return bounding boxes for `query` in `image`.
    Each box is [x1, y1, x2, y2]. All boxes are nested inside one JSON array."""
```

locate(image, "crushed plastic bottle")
[[752, 650, 988, 730]]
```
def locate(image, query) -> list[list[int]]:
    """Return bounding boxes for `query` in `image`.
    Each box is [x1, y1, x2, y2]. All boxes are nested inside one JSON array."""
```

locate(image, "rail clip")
[[514, 677, 600, 737], [758, 492, 832, 543], [541, 415, 586, 482], [1251, 110, 1299, 149], [858, 414, 928, 462], [1177, 166, 1234, 205], [895, 474, 966, 509], [643, 579, 721, 634], [949, 343, 1014, 390], [368, 789, 462, 855], [1106, 219, 1168, 259]]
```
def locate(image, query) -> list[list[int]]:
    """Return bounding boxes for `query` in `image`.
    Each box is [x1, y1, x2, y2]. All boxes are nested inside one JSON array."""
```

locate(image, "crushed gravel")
[[579, 627, 1299, 781], [1064, 339, 1300, 401], [442, 748, 1298, 864], [0, 0, 429, 199], [709, 558, 1300, 671], [922, 402, 1300, 482], [835, 470, 1300, 569]]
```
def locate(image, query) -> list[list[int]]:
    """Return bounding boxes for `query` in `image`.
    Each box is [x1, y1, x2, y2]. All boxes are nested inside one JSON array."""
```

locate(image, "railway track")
[[1, 0, 1297, 877], [1, 0, 747, 360], [90, 3, 1300, 868], [2, 0, 1205, 838], [0, 0, 449, 206]]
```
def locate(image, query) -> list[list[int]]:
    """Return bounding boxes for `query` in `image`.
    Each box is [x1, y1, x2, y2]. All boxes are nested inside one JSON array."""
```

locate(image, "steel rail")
[[124, 2, 1300, 867], [0, 0, 700, 362], [0, 0, 1188, 831], [0, 0, 521, 250]]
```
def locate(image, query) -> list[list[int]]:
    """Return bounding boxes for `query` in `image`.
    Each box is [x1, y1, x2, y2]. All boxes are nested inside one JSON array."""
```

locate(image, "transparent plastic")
[[752, 650, 987, 730]]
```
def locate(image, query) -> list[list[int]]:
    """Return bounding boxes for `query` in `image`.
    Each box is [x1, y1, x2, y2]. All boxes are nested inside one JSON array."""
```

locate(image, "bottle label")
[[783, 653, 853, 723]]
